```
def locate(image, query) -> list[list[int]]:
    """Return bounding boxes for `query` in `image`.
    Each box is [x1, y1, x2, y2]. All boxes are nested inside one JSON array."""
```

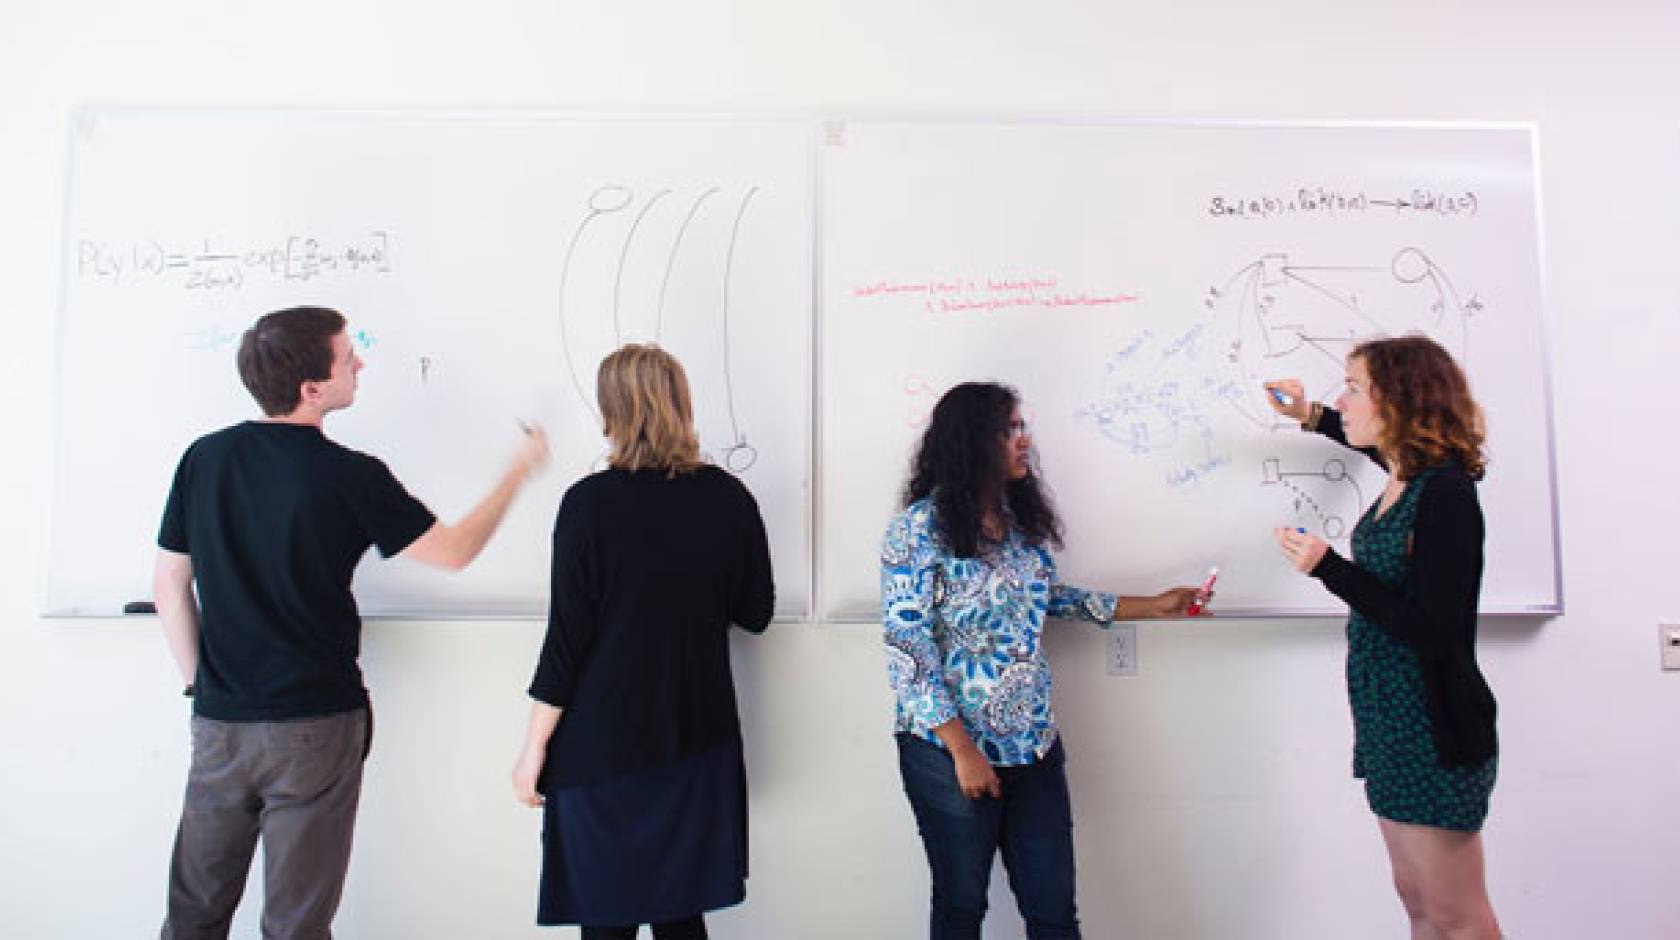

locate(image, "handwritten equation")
[[75, 231, 392, 291], [1206, 188, 1479, 221], [850, 274, 1138, 315]]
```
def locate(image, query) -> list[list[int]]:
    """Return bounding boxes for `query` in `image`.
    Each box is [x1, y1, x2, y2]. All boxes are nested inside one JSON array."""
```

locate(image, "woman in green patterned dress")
[[1266, 335, 1502, 940]]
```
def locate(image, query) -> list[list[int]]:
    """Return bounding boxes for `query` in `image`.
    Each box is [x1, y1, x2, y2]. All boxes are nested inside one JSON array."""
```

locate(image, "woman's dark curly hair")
[[903, 382, 1062, 557], [1353, 334, 1487, 481]]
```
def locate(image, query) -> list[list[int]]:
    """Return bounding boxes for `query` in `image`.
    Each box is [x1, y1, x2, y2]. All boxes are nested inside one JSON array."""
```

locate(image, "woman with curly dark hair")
[[881, 381, 1201, 939], [1267, 335, 1501, 939]]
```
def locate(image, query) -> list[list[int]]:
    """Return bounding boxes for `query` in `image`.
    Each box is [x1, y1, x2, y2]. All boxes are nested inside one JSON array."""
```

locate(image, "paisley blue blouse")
[[881, 497, 1118, 766]]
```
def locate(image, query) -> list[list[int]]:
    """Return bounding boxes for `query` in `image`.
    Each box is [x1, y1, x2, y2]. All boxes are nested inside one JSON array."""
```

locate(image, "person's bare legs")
[[1378, 818, 1501, 940]]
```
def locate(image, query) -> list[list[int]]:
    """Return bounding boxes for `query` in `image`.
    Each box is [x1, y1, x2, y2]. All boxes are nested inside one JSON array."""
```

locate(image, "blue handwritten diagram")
[[1075, 323, 1240, 490], [1080, 247, 1480, 540]]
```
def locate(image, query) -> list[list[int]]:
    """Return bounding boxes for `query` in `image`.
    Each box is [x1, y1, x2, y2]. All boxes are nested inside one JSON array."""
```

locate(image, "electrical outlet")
[[1107, 623, 1138, 676], [1661, 624, 1680, 671]]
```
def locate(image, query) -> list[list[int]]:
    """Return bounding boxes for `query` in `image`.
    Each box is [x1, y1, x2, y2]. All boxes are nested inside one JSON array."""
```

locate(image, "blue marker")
[[1269, 387, 1292, 406]]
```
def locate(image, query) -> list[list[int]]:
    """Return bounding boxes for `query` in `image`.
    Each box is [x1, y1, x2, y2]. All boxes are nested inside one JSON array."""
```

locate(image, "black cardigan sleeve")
[[1309, 469, 1485, 659], [730, 484, 775, 633], [528, 489, 599, 707]]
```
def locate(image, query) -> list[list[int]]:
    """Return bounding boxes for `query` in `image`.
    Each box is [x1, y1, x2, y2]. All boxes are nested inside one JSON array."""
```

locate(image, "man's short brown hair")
[[236, 306, 345, 416]]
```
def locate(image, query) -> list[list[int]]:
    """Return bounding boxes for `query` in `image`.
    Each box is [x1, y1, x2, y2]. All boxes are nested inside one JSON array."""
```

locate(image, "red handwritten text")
[[849, 275, 1138, 315]]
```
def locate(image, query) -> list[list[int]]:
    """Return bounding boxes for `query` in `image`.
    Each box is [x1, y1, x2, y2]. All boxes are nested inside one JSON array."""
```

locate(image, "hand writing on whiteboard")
[[1263, 378, 1311, 422], [512, 423, 551, 482]]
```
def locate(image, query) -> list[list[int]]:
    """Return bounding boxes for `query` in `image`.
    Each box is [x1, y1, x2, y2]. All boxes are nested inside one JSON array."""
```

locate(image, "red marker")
[[1186, 566, 1219, 616]]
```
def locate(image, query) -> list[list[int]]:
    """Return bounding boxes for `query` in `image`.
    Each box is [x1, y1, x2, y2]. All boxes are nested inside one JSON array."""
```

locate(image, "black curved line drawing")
[[1211, 248, 1477, 433], [558, 184, 634, 422], [655, 187, 720, 343], [1219, 264, 1291, 429], [1204, 247, 1478, 536], [1258, 322, 1308, 358], [719, 186, 761, 473], [1243, 263, 1272, 356], [1261, 456, 1364, 541], [1414, 251, 1472, 362], [614, 189, 671, 344], [1208, 261, 1261, 303], [556, 182, 766, 475], [1281, 268, 1388, 335]]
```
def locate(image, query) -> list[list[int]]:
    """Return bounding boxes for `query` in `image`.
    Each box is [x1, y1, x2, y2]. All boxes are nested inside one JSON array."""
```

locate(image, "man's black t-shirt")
[[158, 421, 436, 721]]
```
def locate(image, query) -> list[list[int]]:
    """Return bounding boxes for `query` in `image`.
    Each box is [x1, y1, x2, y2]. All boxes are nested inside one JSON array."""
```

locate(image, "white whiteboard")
[[49, 110, 814, 618], [818, 119, 1559, 619]]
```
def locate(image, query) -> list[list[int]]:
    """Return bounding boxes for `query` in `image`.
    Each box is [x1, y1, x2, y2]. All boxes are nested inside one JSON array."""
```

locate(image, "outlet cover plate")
[[1107, 623, 1138, 676]]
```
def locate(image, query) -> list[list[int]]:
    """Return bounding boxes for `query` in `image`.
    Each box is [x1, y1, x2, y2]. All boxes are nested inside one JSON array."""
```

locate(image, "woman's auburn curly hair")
[[1353, 334, 1487, 482]]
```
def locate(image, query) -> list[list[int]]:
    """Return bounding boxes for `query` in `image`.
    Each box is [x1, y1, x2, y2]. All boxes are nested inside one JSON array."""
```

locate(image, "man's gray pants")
[[161, 708, 369, 940]]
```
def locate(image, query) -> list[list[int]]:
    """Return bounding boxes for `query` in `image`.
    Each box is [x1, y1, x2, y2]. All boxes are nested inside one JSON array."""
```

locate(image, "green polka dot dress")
[[1347, 469, 1496, 832]]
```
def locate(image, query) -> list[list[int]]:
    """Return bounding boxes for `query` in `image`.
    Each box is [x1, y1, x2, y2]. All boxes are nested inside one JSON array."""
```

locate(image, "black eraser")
[[123, 600, 157, 615]]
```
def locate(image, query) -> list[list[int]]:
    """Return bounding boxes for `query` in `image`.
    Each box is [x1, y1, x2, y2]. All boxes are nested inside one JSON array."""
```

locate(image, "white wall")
[[3, 2, 1678, 937]]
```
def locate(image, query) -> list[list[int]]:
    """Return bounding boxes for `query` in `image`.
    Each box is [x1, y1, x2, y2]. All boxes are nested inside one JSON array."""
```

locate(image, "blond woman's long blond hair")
[[597, 344, 703, 475]]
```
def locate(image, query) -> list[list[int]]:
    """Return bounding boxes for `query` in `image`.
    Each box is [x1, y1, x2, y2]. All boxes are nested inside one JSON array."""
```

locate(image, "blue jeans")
[[896, 733, 1080, 940]]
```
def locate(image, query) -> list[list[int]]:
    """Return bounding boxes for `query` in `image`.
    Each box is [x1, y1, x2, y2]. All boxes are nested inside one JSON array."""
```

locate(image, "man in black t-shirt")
[[154, 306, 549, 940]]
